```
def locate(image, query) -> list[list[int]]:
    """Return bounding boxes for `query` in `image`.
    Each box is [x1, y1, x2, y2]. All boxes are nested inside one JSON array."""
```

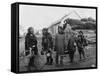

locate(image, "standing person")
[[25, 27, 38, 70], [78, 31, 87, 47], [55, 26, 65, 65], [76, 31, 87, 60], [63, 20, 73, 49], [67, 33, 76, 63], [41, 28, 53, 65]]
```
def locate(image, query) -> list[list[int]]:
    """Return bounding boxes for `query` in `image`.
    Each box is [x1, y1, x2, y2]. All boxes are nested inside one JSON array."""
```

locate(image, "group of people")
[[25, 23, 88, 70]]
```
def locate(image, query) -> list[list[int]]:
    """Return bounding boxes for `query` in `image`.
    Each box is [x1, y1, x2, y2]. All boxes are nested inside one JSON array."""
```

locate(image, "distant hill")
[[63, 18, 96, 30]]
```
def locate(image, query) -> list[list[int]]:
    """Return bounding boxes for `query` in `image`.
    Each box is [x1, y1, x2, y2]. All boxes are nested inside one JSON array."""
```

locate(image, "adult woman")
[[25, 27, 38, 70], [55, 26, 65, 65]]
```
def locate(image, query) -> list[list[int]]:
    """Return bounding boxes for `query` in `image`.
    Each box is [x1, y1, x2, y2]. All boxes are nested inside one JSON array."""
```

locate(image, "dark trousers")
[[78, 48, 85, 59], [28, 56, 35, 67], [43, 48, 53, 64], [69, 51, 75, 62], [31, 47, 38, 55], [28, 55, 38, 71], [46, 56, 53, 64]]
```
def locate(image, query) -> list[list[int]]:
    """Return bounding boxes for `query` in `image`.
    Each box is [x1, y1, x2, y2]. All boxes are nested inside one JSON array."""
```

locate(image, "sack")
[[34, 55, 45, 70], [83, 39, 88, 46]]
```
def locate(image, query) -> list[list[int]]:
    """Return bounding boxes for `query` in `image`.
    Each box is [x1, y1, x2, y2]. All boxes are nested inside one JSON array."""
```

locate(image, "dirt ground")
[[19, 37, 96, 72]]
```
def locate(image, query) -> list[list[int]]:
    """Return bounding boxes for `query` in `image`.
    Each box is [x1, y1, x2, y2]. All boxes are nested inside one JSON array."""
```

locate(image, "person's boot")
[[83, 53, 86, 59], [49, 58, 53, 65], [60, 56, 63, 65], [45, 62, 49, 65], [79, 53, 82, 61], [60, 60, 63, 65], [56, 56, 59, 64], [69, 57, 73, 63], [45, 57, 49, 65]]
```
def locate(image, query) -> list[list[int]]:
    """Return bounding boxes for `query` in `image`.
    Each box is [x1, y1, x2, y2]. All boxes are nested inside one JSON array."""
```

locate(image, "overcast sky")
[[19, 5, 96, 32]]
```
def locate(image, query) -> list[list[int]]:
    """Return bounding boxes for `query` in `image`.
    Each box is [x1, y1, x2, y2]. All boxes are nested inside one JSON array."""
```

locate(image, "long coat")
[[25, 33, 38, 55], [55, 33, 65, 55], [42, 33, 53, 50], [64, 24, 75, 49], [67, 36, 76, 52]]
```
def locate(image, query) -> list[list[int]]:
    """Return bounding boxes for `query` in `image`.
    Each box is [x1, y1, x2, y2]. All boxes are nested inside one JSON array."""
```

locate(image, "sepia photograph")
[[18, 3, 97, 72]]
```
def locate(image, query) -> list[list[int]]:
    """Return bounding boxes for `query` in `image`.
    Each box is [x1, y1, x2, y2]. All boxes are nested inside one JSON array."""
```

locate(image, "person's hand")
[[32, 45, 35, 48]]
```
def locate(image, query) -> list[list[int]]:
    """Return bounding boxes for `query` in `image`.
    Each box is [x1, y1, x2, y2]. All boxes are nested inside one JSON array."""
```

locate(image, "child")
[[41, 28, 53, 65], [76, 31, 86, 60]]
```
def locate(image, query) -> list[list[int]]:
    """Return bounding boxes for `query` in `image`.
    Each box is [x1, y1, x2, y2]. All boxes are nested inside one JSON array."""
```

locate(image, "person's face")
[[45, 30, 47, 33], [78, 36, 81, 40], [58, 28, 63, 33], [64, 21, 67, 25], [30, 28, 34, 34], [43, 30, 47, 35], [72, 33, 75, 37], [79, 32, 83, 35]]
